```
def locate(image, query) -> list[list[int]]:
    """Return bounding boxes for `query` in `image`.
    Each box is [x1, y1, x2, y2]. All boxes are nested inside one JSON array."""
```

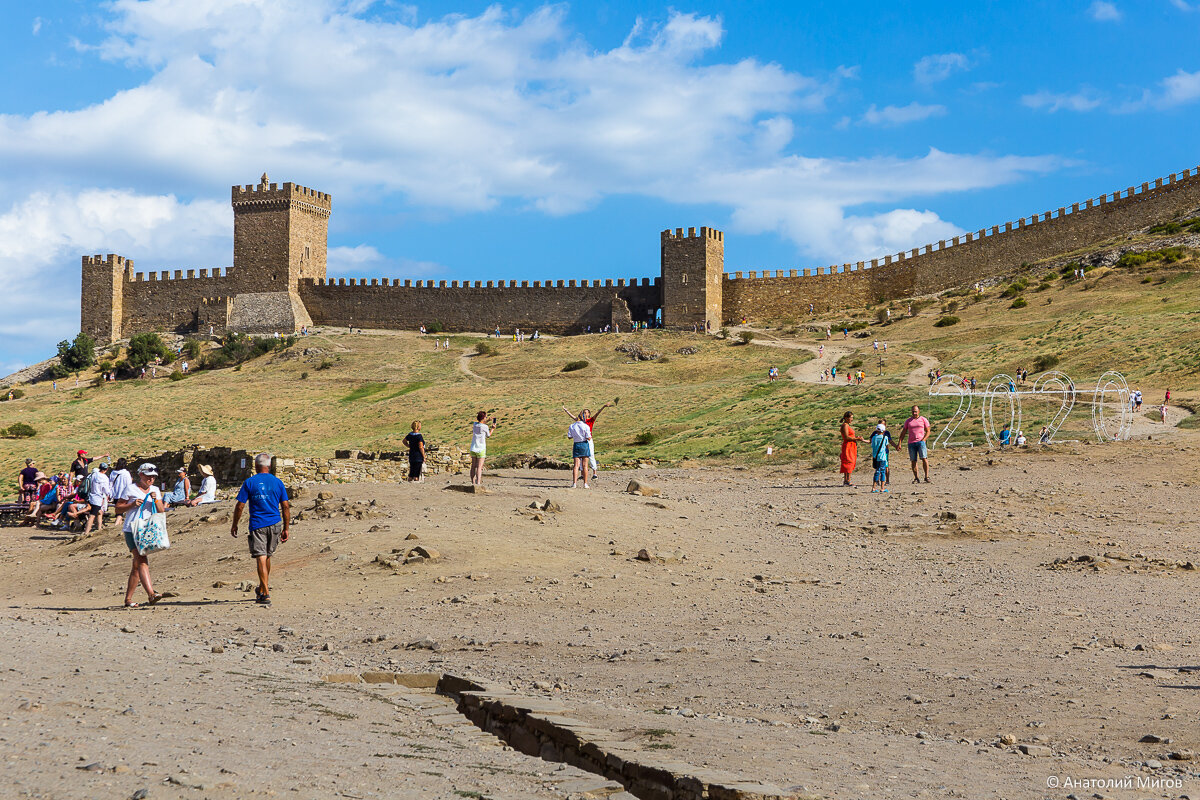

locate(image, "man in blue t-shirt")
[[230, 453, 290, 605]]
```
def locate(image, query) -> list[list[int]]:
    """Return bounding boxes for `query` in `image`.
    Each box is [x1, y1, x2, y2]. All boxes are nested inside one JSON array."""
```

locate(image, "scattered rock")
[[317, 491, 335, 500], [1140, 734, 1171, 744], [42, 588, 52, 596], [405, 637, 439, 651], [293, 656, 316, 665], [271, 643, 285, 652], [998, 734, 1017, 746], [405, 533, 419, 540], [211, 645, 224, 654], [1018, 744, 1052, 757], [626, 480, 661, 497]]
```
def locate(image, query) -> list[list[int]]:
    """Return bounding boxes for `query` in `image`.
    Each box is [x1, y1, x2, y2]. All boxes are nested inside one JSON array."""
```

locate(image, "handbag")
[[133, 492, 170, 555]]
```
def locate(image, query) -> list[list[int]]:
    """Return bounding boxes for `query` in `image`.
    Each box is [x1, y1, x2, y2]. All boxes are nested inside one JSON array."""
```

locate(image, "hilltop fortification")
[[81, 165, 1200, 342]]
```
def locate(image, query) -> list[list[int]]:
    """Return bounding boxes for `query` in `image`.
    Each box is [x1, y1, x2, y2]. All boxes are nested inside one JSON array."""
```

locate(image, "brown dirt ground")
[[2, 428, 1198, 799]]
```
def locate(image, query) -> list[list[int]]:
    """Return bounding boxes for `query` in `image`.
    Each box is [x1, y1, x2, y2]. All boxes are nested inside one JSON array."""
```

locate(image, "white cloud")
[[1169, 0, 1192, 10], [0, 190, 227, 370], [1089, 1, 1122, 20], [0, 1, 1062, 368], [327, 245, 443, 277], [860, 102, 947, 126], [913, 53, 970, 85], [1022, 89, 1104, 112], [32, 17, 43, 35], [1154, 68, 1200, 106]]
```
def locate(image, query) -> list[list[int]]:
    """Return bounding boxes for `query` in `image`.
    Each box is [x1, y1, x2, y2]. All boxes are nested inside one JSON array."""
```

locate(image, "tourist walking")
[[818, 344, 824, 358], [839, 411, 865, 487], [898, 404, 932, 484], [469, 411, 498, 486], [81, 462, 112, 536], [567, 415, 592, 489], [113, 464, 165, 608], [230, 453, 290, 606], [403, 421, 426, 482]]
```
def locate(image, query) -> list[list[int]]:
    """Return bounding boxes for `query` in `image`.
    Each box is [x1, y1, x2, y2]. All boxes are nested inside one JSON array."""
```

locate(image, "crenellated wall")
[[120, 267, 239, 336], [298, 277, 662, 334], [721, 164, 1200, 321]]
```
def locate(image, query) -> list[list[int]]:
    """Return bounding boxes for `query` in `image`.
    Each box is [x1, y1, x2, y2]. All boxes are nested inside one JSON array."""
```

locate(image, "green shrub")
[[98, 359, 114, 373], [850, 359, 863, 368], [933, 315, 960, 327], [1061, 261, 1081, 276], [1010, 297, 1028, 309], [633, 431, 658, 446], [874, 307, 890, 324], [181, 339, 202, 360], [972, 292, 984, 304], [1001, 285, 1022, 298], [316, 358, 335, 371], [942, 300, 959, 313], [1033, 354, 1060, 372], [475, 341, 496, 357], [1, 388, 24, 401], [1116, 252, 1149, 269], [3, 422, 36, 439], [46, 362, 72, 380], [1036, 280, 1053, 291], [168, 370, 185, 381], [738, 330, 756, 344], [427, 320, 445, 334], [300, 371, 309, 380], [562, 360, 589, 372], [126, 332, 170, 371]]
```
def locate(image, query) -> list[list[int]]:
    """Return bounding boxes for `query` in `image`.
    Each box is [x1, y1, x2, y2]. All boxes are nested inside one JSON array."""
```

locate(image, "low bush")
[[3, 422, 36, 438], [942, 300, 959, 313], [300, 371, 309, 380], [475, 341, 496, 356], [738, 331, 756, 344], [633, 431, 658, 446], [849, 359, 863, 368], [316, 358, 335, 371], [562, 360, 589, 372], [934, 315, 960, 327], [1010, 297, 1028, 309], [427, 320, 445, 334], [169, 370, 185, 381], [1033, 354, 1060, 372], [1, 388, 24, 401]]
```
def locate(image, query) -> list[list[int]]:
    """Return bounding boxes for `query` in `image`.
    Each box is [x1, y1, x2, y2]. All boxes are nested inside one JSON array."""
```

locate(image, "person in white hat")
[[188, 464, 217, 506], [112, 463, 165, 608]]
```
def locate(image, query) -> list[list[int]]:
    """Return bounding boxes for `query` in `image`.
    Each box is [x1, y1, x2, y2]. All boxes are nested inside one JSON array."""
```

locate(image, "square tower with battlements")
[[231, 173, 331, 294], [660, 226, 724, 330]]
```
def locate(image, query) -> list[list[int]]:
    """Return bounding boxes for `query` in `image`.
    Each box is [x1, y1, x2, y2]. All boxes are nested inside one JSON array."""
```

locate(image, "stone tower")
[[80, 254, 132, 343], [227, 174, 331, 332], [660, 227, 724, 330]]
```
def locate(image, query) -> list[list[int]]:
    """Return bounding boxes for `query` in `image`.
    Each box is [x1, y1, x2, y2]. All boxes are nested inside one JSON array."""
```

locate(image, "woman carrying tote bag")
[[113, 463, 166, 608]]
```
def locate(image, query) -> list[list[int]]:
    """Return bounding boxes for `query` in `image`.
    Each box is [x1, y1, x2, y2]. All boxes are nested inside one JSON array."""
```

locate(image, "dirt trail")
[[458, 348, 486, 380]]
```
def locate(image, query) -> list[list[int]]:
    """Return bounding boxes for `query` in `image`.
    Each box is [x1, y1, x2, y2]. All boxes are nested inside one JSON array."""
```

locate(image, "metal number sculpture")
[[930, 374, 973, 448], [1092, 370, 1132, 443], [1032, 370, 1076, 444], [981, 374, 1021, 449], [928, 370, 1130, 447]]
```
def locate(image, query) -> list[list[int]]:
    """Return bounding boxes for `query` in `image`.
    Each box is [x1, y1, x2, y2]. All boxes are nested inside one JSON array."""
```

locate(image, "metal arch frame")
[[981, 374, 1021, 448], [929, 374, 973, 449], [1092, 370, 1132, 442], [1031, 370, 1076, 444]]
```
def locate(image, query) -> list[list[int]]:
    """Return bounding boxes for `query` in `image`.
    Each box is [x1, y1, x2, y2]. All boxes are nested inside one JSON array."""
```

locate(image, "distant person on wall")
[[188, 464, 217, 505], [567, 414, 593, 489], [469, 412, 498, 486], [898, 404, 932, 485], [113, 463, 165, 608], [403, 421, 426, 483], [230, 453, 290, 606], [839, 411, 865, 487]]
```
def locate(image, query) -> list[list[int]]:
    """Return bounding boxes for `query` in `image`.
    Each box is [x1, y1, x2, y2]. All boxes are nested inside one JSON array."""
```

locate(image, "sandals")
[[124, 601, 140, 608], [147, 593, 164, 605]]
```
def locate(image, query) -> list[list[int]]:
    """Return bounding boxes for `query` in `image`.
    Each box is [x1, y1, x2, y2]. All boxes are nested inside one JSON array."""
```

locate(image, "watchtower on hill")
[[231, 173, 331, 294], [660, 226, 724, 330]]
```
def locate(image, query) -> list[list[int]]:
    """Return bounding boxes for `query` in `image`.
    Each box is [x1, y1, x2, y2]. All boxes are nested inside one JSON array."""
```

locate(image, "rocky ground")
[[2, 429, 1198, 799]]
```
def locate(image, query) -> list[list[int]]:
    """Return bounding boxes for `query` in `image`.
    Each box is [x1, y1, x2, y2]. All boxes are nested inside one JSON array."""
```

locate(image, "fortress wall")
[[120, 268, 238, 336], [724, 166, 1200, 320], [298, 278, 662, 333]]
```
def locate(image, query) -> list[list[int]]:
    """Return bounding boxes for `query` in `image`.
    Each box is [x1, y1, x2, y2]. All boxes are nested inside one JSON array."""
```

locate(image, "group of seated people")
[[17, 452, 218, 534]]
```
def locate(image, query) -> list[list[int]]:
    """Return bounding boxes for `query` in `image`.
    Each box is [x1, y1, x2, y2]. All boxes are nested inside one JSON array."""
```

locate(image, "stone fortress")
[[82, 165, 1200, 343]]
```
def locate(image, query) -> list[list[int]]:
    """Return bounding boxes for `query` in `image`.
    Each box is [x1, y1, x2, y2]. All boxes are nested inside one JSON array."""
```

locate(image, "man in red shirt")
[[898, 404, 932, 484]]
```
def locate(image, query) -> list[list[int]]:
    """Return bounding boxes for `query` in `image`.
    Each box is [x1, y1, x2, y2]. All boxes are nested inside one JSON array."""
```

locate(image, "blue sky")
[[2, 0, 1199, 371]]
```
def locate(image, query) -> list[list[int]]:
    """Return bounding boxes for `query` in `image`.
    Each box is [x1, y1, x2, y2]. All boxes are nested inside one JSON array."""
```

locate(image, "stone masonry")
[[81, 163, 1200, 342]]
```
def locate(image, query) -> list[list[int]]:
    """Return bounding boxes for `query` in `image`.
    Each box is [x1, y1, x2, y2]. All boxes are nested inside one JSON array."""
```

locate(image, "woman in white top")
[[566, 416, 593, 489], [188, 464, 218, 505], [113, 463, 165, 608], [469, 411, 498, 486]]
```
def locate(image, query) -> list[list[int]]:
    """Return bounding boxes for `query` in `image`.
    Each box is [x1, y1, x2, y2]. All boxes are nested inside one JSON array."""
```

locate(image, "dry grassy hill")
[[1, 232, 1198, 493]]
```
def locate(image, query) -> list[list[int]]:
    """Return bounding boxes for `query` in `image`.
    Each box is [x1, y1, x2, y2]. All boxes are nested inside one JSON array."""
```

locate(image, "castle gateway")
[[82, 166, 1200, 342]]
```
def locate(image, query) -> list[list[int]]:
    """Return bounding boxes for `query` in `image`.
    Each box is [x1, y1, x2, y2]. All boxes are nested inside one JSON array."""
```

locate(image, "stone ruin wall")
[[721, 164, 1200, 321], [298, 277, 663, 334], [121, 268, 238, 336]]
